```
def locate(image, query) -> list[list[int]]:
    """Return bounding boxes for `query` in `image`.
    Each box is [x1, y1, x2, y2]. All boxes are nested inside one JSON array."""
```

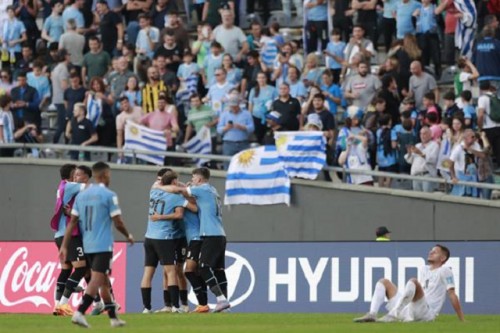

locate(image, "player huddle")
[[51, 163, 229, 328]]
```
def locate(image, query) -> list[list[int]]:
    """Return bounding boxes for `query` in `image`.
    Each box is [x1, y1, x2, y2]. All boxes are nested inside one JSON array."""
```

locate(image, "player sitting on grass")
[[354, 244, 465, 323]]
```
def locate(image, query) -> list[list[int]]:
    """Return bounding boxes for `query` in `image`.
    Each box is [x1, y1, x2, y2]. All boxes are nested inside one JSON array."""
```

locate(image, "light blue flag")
[[124, 121, 166, 165], [182, 125, 212, 166], [224, 146, 291, 206], [274, 131, 326, 180]]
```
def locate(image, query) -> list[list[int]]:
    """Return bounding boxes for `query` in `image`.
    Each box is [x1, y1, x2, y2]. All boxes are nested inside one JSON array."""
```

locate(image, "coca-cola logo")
[[0, 242, 127, 313]]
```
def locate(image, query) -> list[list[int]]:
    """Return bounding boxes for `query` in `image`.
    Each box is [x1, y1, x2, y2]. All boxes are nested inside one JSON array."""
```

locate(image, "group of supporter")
[[0, 0, 499, 198]]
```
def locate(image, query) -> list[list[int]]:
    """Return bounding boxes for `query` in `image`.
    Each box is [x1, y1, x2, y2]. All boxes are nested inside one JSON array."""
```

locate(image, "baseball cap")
[[305, 113, 323, 131], [266, 111, 281, 123], [376, 226, 391, 237]]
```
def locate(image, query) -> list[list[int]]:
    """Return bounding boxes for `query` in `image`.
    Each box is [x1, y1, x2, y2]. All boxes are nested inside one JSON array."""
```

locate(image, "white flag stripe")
[[124, 121, 167, 165], [182, 126, 212, 167]]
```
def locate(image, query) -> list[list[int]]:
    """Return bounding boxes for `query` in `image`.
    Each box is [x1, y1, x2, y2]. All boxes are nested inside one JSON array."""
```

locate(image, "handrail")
[[1, 142, 498, 191]]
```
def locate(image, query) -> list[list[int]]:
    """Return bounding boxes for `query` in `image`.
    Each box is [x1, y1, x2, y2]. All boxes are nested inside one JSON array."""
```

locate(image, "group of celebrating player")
[[52, 163, 229, 328]]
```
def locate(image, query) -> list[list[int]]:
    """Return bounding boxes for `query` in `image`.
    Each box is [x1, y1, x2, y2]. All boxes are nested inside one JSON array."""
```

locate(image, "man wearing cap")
[[262, 111, 283, 145], [217, 93, 254, 169], [375, 226, 391, 241], [96, 0, 124, 57]]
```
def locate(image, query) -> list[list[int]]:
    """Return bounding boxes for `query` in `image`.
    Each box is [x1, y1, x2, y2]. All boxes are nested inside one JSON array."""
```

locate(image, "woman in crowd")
[[248, 71, 278, 144], [121, 76, 142, 108], [222, 54, 242, 89]]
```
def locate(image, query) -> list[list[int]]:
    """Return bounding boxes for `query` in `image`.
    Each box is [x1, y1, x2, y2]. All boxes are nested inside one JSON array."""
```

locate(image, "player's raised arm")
[[447, 288, 465, 321]]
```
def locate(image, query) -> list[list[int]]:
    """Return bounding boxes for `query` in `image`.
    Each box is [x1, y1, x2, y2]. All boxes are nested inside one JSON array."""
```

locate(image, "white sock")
[[395, 280, 416, 315], [369, 281, 386, 315], [59, 296, 69, 306], [216, 295, 227, 302]]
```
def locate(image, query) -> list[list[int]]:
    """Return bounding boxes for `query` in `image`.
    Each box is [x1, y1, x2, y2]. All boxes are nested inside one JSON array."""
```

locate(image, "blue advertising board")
[[126, 242, 500, 314]]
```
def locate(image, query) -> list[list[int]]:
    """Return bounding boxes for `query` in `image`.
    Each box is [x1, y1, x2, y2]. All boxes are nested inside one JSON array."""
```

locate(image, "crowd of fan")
[[0, 0, 499, 199]]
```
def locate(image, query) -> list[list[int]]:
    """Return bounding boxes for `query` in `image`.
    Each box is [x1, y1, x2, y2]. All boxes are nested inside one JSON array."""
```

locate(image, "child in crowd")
[[460, 90, 476, 129], [324, 29, 346, 84], [177, 52, 200, 83], [376, 114, 398, 187], [425, 112, 442, 142], [442, 91, 462, 125], [202, 41, 223, 88]]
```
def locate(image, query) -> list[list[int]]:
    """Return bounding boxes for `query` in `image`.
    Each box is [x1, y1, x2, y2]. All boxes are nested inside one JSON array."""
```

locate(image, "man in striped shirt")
[[142, 66, 170, 113]]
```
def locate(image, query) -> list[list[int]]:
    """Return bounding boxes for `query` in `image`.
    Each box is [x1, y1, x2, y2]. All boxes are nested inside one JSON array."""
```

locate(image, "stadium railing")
[[1, 142, 499, 194]]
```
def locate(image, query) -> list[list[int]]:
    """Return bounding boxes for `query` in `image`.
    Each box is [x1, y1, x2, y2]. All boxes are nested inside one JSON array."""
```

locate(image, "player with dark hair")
[[354, 244, 464, 323], [60, 162, 134, 328]]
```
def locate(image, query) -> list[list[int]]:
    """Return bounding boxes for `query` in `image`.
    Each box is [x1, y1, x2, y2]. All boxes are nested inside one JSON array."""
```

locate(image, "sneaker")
[[52, 306, 59, 316], [181, 305, 189, 313], [72, 311, 90, 328], [142, 308, 153, 314], [353, 312, 377, 323], [191, 305, 210, 313], [110, 318, 126, 327], [171, 307, 186, 313], [377, 314, 399, 323], [55, 304, 74, 316], [90, 301, 105, 316], [213, 300, 230, 313], [154, 306, 172, 313]]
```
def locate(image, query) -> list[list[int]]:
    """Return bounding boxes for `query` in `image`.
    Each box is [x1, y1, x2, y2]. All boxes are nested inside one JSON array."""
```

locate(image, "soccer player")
[[60, 162, 134, 328], [155, 167, 230, 312], [51, 164, 86, 316], [354, 244, 465, 323], [140, 170, 196, 313]]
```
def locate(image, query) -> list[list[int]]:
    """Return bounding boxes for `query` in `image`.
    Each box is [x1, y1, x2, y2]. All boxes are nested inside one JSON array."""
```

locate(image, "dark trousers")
[[417, 32, 441, 79], [333, 16, 352, 42], [484, 127, 500, 168], [253, 116, 267, 145], [380, 17, 396, 51], [362, 21, 378, 51], [247, 0, 270, 25], [52, 103, 67, 144], [305, 20, 328, 53], [443, 33, 456, 66]]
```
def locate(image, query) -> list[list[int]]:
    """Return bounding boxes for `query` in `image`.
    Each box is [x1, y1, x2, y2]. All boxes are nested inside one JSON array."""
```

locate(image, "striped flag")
[[175, 74, 199, 105], [182, 125, 212, 166], [124, 121, 166, 165], [224, 146, 290, 206], [274, 131, 326, 180], [454, 0, 477, 59]]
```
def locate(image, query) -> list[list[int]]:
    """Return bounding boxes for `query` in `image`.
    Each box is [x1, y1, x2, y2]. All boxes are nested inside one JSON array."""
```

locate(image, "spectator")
[[162, 11, 190, 53], [202, 41, 223, 88], [380, 0, 397, 52], [81, 36, 111, 88], [272, 43, 294, 87], [15, 0, 40, 52], [122, 0, 152, 47], [378, 75, 401, 126], [352, 0, 378, 48], [247, 21, 263, 52], [96, 0, 124, 57], [270, 22, 286, 48], [59, 19, 85, 70], [154, 54, 178, 96], [1, 6, 27, 65], [65, 102, 98, 161], [217, 94, 254, 169], [142, 65, 169, 114], [192, 23, 213, 69], [320, 69, 343, 116], [477, 80, 500, 170], [0, 69, 14, 96], [212, 10, 248, 63], [455, 57, 479, 97], [151, 0, 178, 31], [338, 129, 373, 186], [395, 118, 417, 175], [204, 67, 233, 115], [249, 71, 278, 144], [308, 94, 336, 161], [240, 50, 267, 94], [333, 0, 352, 42], [408, 60, 438, 112], [473, 26, 500, 89], [155, 29, 183, 74], [63, 73, 86, 128], [324, 29, 346, 84], [440, 0, 458, 66], [415, 0, 441, 79], [62, 0, 87, 34], [272, 83, 301, 131], [449, 129, 482, 197], [437, 116, 465, 181], [426, 112, 442, 142], [375, 226, 391, 241], [13, 44, 33, 80], [376, 114, 398, 187], [221, 54, 242, 88], [405, 126, 439, 192], [262, 111, 283, 146], [116, 96, 143, 162], [288, 66, 307, 103], [27, 60, 51, 110], [344, 61, 381, 111], [203, 0, 235, 28], [120, 76, 142, 108], [343, 25, 375, 66], [107, 57, 136, 107], [41, 0, 64, 47], [460, 90, 476, 128], [51, 49, 71, 144], [442, 91, 462, 125], [304, 0, 329, 53], [477, 131, 494, 199], [393, 35, 421, 94], [10, 71, 39, 129], [136, 13, 160, 60], [0, 95, 15, 157], [395, 0, 420, 40], [302, 53, 322, 87]]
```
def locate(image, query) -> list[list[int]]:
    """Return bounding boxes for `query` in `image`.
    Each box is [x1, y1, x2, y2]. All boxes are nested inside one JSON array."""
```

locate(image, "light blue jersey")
[[183, 210, 201, 243], [289, 81, 307, 100], [145, 189, 186, 240], [396, 0, 421, 39], [376, 128, 398, 167], [71, 184, 121, 253], [203, 53, 223, 88], [326, 41, 346, 69], [55, 182, 85, 238], [249, 85, 278, 122], [62, 7, 84, 31], [177, 63, 200, 81], [207, 82, 233, 115], [43, 15, 64, 43], [187, 183, 225, 237]]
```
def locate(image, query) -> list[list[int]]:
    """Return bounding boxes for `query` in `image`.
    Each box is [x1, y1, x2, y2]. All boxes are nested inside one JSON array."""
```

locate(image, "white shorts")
[[386, 291, 436, 322]]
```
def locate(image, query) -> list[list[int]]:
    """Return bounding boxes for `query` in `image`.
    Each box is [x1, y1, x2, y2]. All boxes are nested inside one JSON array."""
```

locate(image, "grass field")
[[0, 313, 499, 333]]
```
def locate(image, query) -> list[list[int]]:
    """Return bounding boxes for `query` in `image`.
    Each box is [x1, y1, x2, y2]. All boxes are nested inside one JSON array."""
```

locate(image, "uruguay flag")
[[224, 146, 290, 206], [124, 121, 166, 165], [274, 131, 326, 180], [182, 125, 212, 166], [176, 74, 199, 105], [454, 0, 477, 59]]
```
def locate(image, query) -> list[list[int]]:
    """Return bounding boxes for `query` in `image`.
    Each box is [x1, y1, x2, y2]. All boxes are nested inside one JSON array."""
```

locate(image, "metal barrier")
[[1, 142, 499, 193]]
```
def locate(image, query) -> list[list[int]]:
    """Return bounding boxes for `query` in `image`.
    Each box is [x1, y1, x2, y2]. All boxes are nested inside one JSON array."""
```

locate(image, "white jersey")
[[419, 265, 455, 316]]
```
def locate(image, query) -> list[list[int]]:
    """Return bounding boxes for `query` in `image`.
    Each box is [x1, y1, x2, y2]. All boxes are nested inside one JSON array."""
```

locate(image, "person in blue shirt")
[[324, 29, 346, 84], [1, 6, 27, 62], [320, 70, 343, 116], [60, 162, 134, 328], [415, 0, 441, 79], [248, 72, 278, 144], [155, 167, 230, 313], [140, 170, 197, 314], [395, 0, 421, 40], [288, 66, 307, 103], [41, 0, 64, 47], [376, 114, 398, 188], [305, 0, 329, 52]]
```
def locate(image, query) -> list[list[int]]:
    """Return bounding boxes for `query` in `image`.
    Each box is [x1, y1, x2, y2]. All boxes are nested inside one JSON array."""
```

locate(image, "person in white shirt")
[[405, 126, 440, 192], [354, 244, 465, 323]]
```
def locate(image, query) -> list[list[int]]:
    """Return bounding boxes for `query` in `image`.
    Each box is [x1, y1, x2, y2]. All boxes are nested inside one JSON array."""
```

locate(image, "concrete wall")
[[1, 159, 499, 241]]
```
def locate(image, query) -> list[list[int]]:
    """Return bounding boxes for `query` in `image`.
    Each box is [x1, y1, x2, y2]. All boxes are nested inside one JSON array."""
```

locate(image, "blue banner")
[[125, 242, 500, 314]]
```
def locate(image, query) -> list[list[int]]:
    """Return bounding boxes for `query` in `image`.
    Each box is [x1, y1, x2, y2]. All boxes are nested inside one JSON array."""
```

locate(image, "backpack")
[[488, 94, 500, 123]]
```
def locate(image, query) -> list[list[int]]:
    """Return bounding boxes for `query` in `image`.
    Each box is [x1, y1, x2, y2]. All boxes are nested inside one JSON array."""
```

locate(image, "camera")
[[228, 120, 233, 125]]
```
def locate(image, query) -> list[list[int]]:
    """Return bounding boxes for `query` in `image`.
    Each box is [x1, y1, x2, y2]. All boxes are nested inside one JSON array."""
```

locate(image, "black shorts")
[[199, 236, 226, 269], [55, 236, 86, 263], [144, 237, 187, 266], [186, 240, 203, 262], [379, 164, 399, 173], [87, 252, 113, 274]]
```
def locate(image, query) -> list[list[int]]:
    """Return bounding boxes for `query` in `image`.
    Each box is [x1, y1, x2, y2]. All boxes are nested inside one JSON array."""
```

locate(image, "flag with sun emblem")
[[274, 131, 326, 179], [224, 146, 290, 206], [124, 121, 167, 165]]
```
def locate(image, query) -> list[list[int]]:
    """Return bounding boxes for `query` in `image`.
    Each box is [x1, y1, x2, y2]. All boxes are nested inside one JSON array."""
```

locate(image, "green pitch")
[[0, 313, 499, 333]]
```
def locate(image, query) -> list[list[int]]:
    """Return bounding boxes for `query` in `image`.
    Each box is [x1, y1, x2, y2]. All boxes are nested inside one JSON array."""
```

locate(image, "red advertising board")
[[0, 242, 127, 313]]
